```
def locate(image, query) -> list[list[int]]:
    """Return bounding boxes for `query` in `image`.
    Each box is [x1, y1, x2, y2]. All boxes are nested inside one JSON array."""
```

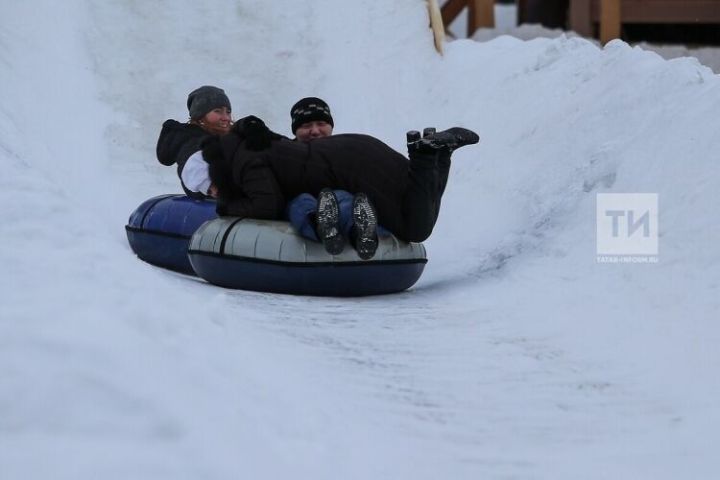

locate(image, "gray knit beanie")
[[187, 86, 231, 120]]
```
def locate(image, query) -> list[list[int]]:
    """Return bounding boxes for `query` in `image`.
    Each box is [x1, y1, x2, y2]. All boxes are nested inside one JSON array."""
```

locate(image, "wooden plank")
[[600, 0, 621, 43], [621, 0, 720, 23], [570, 0, 720, 41], [428, 0, 446, 54], [569, 0, 593, 36], [441, 0, 467, 27], [517, 0, 527, 25], [468, 0, 495, 35]]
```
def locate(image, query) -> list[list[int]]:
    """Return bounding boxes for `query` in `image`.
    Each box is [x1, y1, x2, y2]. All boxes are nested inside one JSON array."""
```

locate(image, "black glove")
[[235, 115, 274, 151]]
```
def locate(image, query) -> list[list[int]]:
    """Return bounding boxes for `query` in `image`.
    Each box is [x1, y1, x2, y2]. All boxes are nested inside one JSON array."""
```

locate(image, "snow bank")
[[1, 0, 718, 478]]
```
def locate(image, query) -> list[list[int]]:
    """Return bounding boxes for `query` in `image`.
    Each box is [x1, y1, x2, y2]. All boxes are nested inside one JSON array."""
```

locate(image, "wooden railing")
[[569, 0, 720, 44], [440, 0, 496, 37]]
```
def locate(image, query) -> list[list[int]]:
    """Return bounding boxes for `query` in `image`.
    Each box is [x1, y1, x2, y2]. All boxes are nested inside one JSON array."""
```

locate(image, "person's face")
[[295, 120, 333, 142], [200, 107, 232, 135]]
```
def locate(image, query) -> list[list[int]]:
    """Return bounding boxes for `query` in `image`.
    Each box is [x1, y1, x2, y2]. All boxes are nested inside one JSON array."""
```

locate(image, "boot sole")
[[316, 189, 345, 255], [352, 194, 378, 260]]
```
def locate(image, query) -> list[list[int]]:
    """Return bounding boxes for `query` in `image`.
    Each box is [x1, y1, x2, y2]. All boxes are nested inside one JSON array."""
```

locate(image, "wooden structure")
[[569, 0, 720, 44], [516, 0, 570, 29], [440, 0, 496, 37], [428, 0, 446, 53]]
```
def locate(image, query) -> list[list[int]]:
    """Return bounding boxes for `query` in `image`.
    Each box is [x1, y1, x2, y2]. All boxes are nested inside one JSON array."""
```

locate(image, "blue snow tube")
[[125, 194, 217, 275], [126, 195, 428, 296], [188, 218, 427, 297]]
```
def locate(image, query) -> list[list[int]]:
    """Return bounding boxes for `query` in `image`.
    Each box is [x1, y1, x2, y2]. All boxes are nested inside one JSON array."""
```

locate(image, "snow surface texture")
[[1, 1, 719, 478]]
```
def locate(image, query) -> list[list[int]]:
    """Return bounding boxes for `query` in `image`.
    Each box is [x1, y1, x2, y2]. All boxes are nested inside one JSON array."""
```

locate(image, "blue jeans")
[[286, 190, 390, 241]]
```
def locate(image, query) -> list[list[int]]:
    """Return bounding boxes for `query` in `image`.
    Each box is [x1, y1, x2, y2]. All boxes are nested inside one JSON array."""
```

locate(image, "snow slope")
[[1, 1, 719, 478]]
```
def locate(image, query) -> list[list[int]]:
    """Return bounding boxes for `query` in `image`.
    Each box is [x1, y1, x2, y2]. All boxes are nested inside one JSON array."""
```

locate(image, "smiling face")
[[295, 120, 333, 142], [199, 106, 232, 135]]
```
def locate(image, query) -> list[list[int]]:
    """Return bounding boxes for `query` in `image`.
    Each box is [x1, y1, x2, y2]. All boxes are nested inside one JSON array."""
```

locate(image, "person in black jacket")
[[156, 85, 233, 198], [203, 115, 478, 246], [285, 97, 392, 259]]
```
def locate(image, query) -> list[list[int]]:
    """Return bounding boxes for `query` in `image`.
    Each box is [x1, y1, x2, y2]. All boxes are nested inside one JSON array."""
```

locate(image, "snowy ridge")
[[2, 1, 719, 478]]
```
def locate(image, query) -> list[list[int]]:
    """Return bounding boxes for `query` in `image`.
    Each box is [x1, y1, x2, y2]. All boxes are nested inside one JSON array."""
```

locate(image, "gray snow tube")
[[188, 218, 427, 296]]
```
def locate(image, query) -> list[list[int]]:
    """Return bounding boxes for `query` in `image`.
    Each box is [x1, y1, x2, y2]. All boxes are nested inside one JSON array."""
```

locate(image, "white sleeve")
[[181, 151, 212, 194]]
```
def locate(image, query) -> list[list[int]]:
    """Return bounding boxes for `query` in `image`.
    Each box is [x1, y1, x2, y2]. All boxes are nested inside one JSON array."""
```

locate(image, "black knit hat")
[[187, 86, 231, 120], [290, 97, 334, 133]]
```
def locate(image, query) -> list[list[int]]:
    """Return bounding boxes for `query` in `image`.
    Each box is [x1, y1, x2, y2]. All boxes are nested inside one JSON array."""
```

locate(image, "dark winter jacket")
[[204, 116, 430, 240], [156, 119, 213, 198]]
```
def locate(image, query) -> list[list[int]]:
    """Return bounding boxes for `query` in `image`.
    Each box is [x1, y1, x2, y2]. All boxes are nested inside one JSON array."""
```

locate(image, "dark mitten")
[[241, 116, 273, 151], [233, 115, 284, 151]]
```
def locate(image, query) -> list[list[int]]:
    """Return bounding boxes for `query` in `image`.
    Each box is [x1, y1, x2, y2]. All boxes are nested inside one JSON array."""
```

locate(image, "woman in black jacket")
[[204, 116, 478, 243], [156, 85, 233, 198]]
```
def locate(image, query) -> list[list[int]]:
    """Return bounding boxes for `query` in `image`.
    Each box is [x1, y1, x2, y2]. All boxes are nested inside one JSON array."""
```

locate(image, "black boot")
[[315, 188, 345, 255], [351, 193, 379, 260], [406, 130, 421, 143], [406, 129, 438, 166], [408, 127, 479, 154]]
